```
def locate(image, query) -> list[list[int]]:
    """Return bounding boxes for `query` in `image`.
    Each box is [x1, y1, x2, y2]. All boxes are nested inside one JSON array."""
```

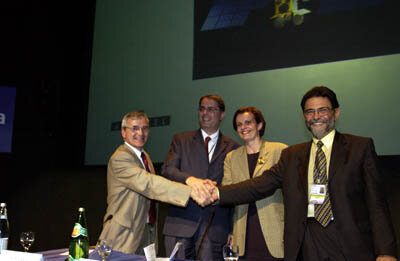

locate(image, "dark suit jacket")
[[219, 132, 397, 261], [161, 129, 239, 242]]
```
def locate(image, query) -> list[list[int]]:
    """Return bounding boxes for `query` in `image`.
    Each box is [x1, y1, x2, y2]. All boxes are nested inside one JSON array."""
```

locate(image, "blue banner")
[[0, 86, 16, 152]]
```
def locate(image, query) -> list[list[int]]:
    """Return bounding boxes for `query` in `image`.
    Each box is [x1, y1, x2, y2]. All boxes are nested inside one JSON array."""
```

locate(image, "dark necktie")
[[141, 152, 156, 226], [313, 141, 333, 227], [205, 136, 211, 160]]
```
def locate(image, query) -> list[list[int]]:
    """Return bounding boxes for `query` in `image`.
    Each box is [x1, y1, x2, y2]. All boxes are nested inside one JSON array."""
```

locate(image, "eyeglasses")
[[303, 107, 332, 117], [199, 106, 220, 113], [124, 125, 149, 132]]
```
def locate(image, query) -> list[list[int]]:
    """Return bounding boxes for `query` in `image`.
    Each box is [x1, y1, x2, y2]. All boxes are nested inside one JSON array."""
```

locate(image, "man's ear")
[[220, 111, 226, 121], [334, 108, 341, 120]]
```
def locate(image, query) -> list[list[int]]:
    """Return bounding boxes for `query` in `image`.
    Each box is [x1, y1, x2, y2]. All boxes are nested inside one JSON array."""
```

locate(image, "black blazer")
[[161, 129, 239, 242], [219, 132, 397, 261]]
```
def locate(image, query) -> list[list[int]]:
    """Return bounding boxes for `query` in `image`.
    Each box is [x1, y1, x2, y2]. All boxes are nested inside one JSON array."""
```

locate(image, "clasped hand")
[[186, 176, 217, 207]]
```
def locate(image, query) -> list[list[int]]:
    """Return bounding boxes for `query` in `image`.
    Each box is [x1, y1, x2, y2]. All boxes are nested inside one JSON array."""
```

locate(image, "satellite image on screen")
[[193, 0, 400, 79]]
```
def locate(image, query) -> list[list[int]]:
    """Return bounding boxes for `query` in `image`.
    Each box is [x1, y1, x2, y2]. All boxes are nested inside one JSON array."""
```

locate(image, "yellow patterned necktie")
[[313, 141, 333, 227]]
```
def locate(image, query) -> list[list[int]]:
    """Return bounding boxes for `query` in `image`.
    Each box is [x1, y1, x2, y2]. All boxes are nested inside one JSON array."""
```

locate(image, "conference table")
[[40, 248, 193, 261]]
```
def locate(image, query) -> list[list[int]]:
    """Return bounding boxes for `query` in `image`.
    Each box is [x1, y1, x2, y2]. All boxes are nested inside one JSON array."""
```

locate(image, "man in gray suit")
[[98, 111, 206, 255], [161, 95, 239, 260]]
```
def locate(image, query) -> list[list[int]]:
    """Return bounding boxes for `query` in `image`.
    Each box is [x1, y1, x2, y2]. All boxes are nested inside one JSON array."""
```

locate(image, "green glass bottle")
[[68, 207, 89, 261]]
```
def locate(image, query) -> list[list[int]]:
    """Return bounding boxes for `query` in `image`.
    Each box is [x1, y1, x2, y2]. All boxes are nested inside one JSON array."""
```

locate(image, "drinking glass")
[[20, 232, 35, 252], [96, 239, 113, 261], [222, 234, 239, 261], [222, 245, 239, 261]]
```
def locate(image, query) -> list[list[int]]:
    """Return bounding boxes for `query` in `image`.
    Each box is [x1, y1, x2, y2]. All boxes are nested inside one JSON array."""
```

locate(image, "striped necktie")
[[313, 141, 333, 227]]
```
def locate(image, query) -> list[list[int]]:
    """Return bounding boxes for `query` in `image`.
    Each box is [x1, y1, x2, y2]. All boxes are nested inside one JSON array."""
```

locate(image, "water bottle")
[[0, 203, 10, 252], [68, 207, 89, 260]]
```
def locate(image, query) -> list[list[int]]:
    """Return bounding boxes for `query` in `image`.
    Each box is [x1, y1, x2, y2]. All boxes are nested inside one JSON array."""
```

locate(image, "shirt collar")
[[124, 141, 143, 159], [201, 129, 219, 141], [312, 129, 336, 150]]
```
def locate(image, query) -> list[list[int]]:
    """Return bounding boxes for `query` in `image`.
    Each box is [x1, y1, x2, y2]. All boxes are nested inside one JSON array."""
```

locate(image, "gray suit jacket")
[[99, 144, 192, 254], [222, 140, 286, 257]]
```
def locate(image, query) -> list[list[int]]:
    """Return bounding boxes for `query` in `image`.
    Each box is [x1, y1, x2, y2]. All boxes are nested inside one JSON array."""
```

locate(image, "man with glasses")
[[210, 86, 397, 261], [99, 111, 208, 255], [161, 95, 239, 260]]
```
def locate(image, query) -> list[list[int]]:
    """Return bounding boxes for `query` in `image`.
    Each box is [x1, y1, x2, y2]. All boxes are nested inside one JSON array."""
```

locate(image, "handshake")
[[186, 176, 219, 207]]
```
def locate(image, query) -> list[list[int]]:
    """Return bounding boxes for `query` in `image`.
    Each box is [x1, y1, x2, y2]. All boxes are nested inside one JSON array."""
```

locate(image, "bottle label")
[[0, 238, 8, 250], [0, 215, 6, 219], [69, 240, 88, 260], [68, 255, 81, 261], [71, 223, 88, 238]]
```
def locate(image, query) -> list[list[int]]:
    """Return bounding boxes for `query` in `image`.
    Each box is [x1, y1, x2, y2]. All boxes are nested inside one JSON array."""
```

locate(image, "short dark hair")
[[199, 95, 225, 112], [233, 106, 266, 137], [300, 86, 339, 111]]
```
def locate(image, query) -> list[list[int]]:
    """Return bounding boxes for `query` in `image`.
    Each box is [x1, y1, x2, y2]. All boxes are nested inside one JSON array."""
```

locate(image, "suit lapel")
[[121, 144, 154, 173], [253, 141, 269, 178], [122, 144, 141, 165], [194, 130, 209, 164], [328, 132, 347, 182], [143, 151, 155, 174], [236, 146, 251, 180], [298, 142, 312, 196], [210, 132, 226, 164]]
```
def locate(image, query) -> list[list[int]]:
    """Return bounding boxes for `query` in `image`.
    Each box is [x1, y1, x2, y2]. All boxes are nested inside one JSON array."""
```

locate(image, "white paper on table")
[[39, 248, 96, 261], [169, 241, 182, 260], [0, 250, 43, 261], [144, 243, 156, 261]]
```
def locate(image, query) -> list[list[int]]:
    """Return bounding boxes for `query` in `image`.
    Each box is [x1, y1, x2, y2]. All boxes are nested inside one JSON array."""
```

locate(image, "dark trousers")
[[164, 221, 224, 261], [299, 218, 346, 261]]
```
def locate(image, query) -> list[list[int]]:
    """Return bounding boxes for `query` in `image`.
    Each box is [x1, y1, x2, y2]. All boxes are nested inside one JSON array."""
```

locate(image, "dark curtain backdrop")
[[0, 0, 95, 167], [0, 0, 96, 251]]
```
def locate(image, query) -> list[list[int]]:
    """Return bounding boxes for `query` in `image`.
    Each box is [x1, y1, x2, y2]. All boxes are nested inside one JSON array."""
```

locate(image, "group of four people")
[[98, 86, 397, 261]]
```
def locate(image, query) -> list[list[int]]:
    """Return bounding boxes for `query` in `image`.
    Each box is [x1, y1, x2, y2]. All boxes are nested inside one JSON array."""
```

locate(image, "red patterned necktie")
[[205, 136, 211, 158], [141, 152, 156, 226]]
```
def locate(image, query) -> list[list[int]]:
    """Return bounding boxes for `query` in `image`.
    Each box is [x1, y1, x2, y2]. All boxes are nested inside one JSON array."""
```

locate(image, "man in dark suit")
[[161, 95, 239, 260], [211, 87, 397, 261]]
